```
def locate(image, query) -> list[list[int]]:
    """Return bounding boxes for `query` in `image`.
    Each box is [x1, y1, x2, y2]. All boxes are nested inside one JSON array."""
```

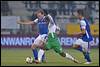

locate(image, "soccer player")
[[37, 16, 81, 64], [17, 9, 50, 63], [72, 9, 93, 64], [35, 10, 57, 63]]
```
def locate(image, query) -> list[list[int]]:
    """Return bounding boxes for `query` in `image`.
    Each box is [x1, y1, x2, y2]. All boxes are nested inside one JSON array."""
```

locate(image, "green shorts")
[[45, 33, 62, 54]]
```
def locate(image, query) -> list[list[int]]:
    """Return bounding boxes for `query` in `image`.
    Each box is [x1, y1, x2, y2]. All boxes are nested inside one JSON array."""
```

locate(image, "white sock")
[[65, 53, 75, 61], [38, 49, 44, 62]]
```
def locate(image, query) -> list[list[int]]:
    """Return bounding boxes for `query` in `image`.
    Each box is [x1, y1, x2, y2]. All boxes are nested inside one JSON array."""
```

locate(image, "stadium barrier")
[[1, 34, 99, 48]]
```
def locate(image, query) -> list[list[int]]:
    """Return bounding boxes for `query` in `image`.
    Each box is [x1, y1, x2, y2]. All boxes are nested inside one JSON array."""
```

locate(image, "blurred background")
[[1, 1, 99, 47], [1, 1, 99, 35]]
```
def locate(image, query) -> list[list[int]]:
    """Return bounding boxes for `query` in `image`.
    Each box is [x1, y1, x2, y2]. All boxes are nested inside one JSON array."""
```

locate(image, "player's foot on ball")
[[84, 62, 92, 64], [33, 60, 41, 64]]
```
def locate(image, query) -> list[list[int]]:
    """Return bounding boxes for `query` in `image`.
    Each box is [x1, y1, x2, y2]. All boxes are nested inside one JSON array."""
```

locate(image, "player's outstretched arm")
[[72, 29, 86, 37], [17, 20, 34, 24]]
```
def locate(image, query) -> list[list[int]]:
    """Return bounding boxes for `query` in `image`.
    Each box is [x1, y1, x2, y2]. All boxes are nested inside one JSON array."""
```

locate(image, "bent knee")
[[59, 52, 66, 57], [72, 44, 80, 49], [31, 44, 36, 49]]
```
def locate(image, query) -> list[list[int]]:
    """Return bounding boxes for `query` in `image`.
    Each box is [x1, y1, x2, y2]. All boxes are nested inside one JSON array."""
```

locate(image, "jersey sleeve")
[[47, 14, 54, 24], [33, 18, 38, 23], [80, 20, 86, 29]]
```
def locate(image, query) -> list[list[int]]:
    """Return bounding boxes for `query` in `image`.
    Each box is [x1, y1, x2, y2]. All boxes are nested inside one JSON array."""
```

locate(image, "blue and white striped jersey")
[[80, 17, 93, 42]]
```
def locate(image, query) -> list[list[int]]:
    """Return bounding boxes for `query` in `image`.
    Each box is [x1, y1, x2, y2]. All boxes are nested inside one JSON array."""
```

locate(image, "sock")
[[84, 52, 91, 62], [65, 53, 75, 61], [76, 46, 83, 52], [32, 49, 38, 60], [42, 53, 45, 62], [38, 49, 45, 62]]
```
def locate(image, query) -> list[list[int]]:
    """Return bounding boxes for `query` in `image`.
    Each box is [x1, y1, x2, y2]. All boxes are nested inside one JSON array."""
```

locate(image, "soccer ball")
[[25, 56, 33, 64]]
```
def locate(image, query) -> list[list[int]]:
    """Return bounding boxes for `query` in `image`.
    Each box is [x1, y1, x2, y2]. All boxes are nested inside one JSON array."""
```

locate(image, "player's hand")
[[72, 33, 78, 36], [72, 32, 83, 37]]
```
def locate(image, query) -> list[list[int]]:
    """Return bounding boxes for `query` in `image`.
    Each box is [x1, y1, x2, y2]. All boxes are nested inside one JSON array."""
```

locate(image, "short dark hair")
[[35, 9, 45, 15], [77, 9, 84, 16]]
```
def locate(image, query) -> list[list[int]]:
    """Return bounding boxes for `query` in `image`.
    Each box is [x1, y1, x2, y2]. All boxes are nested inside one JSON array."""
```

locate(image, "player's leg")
[[72, 39, 86, 60], [73, 39, 84, 52], [37, 37, 52, 63], [31, 35, 45, 62], [38, 49, 45, 62], [38, 42, 46, 62], [37, 33, 55, 63], [41, 52, 46, 62], [73, 39, 92, 64], [31, 44, 45, 63], [51, 36, 80, 63], [37, 40, 45, 63], [46, 33, 80, 63], [83, 52, 92, 64], [36, 34, 48, 63], [31, 43, 38, 61], [60, 52, 80, 63], [37, 34, 48, 63], [53, 43, 80, 63], [82, 42, 92, 64]]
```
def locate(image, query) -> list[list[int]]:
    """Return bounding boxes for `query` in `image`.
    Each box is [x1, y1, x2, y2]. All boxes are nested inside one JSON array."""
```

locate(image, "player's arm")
[[17, 20, 33, 24], [47, 14, 55, 24], [73, 20, 86, 36], [44, 14, 55, 24], [74, 29, 85, 36], [17, 18, 38, 25]]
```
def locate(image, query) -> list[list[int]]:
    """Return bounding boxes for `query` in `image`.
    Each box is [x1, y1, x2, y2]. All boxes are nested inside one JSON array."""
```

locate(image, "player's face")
[[75, 12, 82, 19], [37, 13, 44, 19]]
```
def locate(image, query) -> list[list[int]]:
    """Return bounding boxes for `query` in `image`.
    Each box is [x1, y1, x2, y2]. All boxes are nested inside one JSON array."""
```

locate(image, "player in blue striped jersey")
[[73, 9, 93, 64], [17, 9, 50, 63]]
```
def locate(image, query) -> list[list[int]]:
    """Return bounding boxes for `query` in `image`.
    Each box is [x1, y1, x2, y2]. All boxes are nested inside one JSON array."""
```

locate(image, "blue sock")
[[32, 49, 38, 60], [76, 46, 83, 52], [42, 53, 45, 62], [84, 52, 91, 62]]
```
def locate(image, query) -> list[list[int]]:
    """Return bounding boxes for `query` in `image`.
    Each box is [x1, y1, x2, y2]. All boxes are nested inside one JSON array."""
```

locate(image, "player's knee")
[[59, 52, 66, 57], [39, 45, 44, 50], [72, 44, 80, 49], [72, 44, 76, 48], [31, 44, 36, 49]]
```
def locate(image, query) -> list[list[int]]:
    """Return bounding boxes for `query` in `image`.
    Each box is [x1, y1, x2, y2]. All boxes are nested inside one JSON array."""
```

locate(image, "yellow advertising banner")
[[90, 24, 99, 35], [66, 23, 99, 36]]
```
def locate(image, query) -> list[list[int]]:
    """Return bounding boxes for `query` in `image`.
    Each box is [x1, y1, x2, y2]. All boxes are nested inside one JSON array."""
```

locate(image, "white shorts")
[[73, 39, 90, 52], [33, 34, 48, 46]]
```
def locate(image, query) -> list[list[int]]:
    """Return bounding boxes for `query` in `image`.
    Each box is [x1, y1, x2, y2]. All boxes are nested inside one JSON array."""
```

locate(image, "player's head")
[[35, 9, 45, 19], [76, 9, 85, 19], [42, 9, 48, 16]]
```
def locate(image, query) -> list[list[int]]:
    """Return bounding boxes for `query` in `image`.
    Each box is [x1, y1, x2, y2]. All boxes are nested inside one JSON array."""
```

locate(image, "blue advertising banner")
[[1, 35, 99, 48]]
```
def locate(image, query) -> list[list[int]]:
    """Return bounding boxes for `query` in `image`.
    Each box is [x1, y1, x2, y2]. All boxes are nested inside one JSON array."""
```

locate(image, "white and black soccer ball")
[[25, 56, 33, 64]]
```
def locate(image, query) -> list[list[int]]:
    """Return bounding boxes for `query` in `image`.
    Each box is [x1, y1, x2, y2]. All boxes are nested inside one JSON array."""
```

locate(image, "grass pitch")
[[1, 48, 99, 66]]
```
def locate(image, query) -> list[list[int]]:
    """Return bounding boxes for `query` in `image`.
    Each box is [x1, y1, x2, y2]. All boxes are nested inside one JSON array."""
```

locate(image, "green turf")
[[1, 48, 99, 66]]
